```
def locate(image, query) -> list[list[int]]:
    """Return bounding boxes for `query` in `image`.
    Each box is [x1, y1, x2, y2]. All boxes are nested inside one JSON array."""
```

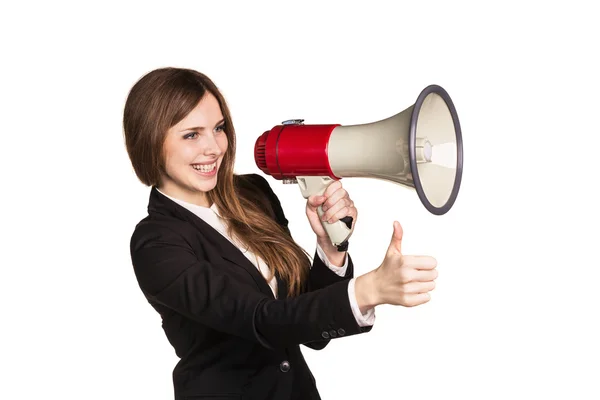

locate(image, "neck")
[[157, 182, 211, 208]]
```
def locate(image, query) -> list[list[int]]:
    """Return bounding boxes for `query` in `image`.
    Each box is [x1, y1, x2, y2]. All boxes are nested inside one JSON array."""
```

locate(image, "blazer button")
[[321, 331, 330, 339], [280, 360, 290, 372], [337, 328, 346, 336], [329, 329, 337, 338]]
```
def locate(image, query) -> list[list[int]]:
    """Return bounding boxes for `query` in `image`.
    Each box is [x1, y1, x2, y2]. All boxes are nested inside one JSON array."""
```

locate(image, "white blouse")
[[157, 189, 375, 327]]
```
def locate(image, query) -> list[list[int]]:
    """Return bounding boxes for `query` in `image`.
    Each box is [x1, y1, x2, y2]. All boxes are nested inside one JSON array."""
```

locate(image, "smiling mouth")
[[192, 162, 217, 173]]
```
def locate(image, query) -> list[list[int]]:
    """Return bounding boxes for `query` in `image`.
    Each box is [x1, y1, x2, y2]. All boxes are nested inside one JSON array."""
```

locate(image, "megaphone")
[[254, 84, 463, 251]]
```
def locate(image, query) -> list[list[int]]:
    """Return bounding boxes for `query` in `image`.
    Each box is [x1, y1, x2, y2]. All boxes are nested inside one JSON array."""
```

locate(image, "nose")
[[201, 134, 223, 157]]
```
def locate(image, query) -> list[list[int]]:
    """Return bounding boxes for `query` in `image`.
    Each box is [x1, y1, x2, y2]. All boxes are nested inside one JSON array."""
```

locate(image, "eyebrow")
[[179, 118, 225, 133]]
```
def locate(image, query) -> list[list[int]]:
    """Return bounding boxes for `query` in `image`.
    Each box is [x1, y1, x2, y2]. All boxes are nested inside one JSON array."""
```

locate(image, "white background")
[[1, 1, 599, 399]]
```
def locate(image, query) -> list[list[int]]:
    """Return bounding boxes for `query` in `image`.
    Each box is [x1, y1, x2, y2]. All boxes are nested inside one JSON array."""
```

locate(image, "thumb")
[[387, 221, 403, 255]]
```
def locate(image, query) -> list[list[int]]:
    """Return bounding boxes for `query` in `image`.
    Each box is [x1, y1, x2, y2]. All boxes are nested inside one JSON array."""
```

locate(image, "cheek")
[[179, 145, 198, 161], [219, 135, 229, 154], [164, 141, 195, 170], [162, 143, 174, 169]]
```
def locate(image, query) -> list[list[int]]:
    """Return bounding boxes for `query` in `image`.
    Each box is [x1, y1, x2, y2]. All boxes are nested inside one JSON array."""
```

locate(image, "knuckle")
[[329, 181, 341, 194], [399, 292, 409, 304], [398, 268, 411, 283], [336, 208, 348, 220]]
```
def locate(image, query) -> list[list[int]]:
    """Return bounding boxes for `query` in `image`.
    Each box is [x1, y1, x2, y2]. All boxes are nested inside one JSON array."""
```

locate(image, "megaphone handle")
[[296, 176, 354, 251]]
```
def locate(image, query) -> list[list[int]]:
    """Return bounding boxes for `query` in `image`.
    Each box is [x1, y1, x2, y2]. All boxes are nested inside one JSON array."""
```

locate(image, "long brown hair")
[[123, 67, 310, 296]]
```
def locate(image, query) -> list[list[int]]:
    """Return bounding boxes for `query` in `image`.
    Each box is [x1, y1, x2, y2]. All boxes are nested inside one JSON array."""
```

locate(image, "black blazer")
[[130, 173, 372, 400]]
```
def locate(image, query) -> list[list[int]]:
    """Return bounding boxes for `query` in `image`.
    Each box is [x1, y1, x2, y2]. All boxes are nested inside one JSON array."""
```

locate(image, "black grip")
[[336, 240, 349, 252], [340, 216, 353, 230]]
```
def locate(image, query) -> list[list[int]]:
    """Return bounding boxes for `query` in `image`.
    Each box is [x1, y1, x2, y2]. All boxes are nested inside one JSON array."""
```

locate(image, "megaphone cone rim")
[[409, 84, 464, 215]]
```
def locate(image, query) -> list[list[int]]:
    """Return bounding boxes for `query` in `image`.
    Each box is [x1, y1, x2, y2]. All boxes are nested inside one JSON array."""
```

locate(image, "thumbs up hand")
[[354, 221, 438, 311]]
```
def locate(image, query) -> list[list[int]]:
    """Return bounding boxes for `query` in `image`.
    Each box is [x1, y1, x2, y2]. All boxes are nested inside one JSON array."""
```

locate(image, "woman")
[[123, 67, 438, 400]]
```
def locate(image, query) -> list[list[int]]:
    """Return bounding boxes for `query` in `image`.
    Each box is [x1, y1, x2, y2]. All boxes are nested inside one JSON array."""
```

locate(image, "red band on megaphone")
[[255, 124, 340, 180]]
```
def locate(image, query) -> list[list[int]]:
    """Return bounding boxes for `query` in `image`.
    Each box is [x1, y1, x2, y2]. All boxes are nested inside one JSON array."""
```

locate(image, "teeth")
[[192, 162, 216, 172]]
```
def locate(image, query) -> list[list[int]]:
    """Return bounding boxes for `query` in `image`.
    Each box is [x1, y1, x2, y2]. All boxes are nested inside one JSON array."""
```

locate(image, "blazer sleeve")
[[242, 173, 354, 291], [130, 221, 372, 351], [239, 173, 358, 351]]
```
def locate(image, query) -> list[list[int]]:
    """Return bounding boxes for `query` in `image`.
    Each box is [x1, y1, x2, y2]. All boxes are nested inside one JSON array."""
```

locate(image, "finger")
[[408, 269, 438, 282], [324, 205, 350, 224], [403, 255, 438, 270], [321, 199, 350, 222], [307, 195, 326, 208], [397, 267, 437, 283], [321, 188, 348, 212], [402, 280, 436, 294], [402, 292, 431, 307], [399, 267, 438, 282], [322, 180, 342, 199]]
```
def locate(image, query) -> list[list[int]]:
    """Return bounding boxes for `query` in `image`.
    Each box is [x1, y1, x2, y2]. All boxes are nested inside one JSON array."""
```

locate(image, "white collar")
[[156, 188, 221, 217]]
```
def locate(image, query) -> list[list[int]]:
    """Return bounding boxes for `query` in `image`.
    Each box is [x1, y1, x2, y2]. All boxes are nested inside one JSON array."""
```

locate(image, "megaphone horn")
[[254, 84, 463, 250]]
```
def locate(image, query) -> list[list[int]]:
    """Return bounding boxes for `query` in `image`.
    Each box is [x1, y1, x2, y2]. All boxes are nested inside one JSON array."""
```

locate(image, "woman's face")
[[159, 92, 229, 206]]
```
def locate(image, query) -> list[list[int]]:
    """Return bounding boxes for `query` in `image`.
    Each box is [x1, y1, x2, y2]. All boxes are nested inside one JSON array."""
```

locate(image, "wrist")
[[326, 251, 347, 268], [317, 236, 344, 253], [317, 237, 346, 267], [317, 236, 334, 250], [354, 270, 381, 313]]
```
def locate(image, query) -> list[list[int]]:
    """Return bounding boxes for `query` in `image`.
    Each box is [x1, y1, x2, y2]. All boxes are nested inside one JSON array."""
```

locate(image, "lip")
[[191, 160, 218, 165], [191, 160, 218, 177]]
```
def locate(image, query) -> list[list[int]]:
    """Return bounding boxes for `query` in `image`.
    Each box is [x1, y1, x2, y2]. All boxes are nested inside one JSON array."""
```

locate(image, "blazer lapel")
[[147, 187, 276, 299]]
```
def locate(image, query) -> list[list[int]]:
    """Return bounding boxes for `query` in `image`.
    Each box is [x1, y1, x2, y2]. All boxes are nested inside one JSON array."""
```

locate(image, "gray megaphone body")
[[254, 84, 463, 251]]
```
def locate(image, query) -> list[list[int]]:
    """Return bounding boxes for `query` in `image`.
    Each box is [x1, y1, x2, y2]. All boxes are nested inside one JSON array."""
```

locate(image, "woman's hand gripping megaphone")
[[299, 176, 355, 251], [354, 221, 438, 312]]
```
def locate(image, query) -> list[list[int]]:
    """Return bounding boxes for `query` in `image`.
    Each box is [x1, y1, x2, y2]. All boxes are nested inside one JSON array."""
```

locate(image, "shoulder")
[[234, 173, 273, 195], [234, 173, 289, 229], [130, 214, 195, 254], [234, 173, 279, 209]]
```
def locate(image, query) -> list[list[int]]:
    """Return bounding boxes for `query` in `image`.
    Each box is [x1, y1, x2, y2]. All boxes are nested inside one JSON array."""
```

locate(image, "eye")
[[183, 132, 198, 140], [215, 124, 226, 133]]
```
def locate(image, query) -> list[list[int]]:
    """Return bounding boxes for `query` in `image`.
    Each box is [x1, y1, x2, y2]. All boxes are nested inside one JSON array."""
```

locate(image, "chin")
[[192, 172, 219, 191], [198, 181, 218, 193]]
